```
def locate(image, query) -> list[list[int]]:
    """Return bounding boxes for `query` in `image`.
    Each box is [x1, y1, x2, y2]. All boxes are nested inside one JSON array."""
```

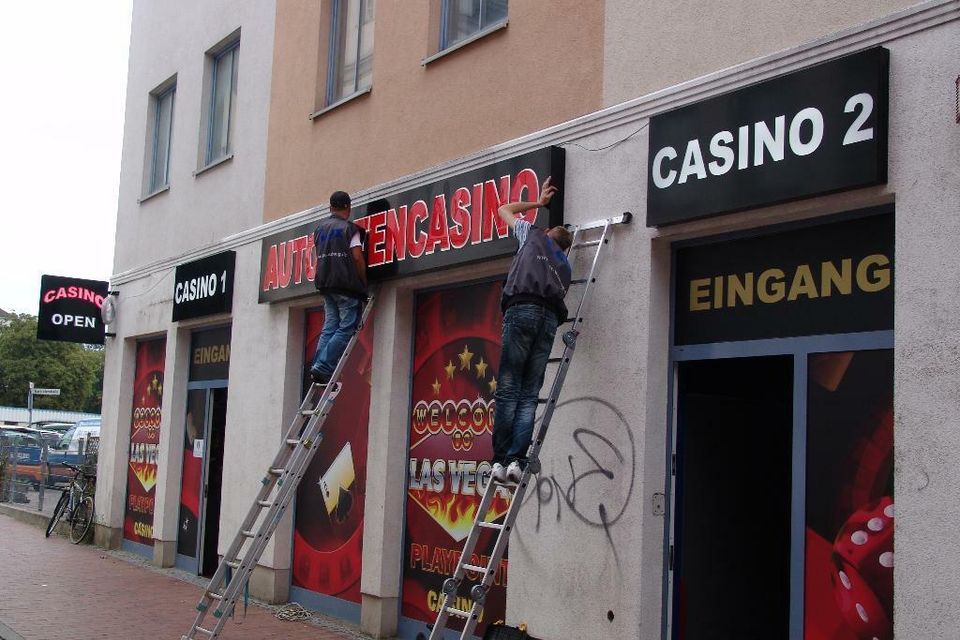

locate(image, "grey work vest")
[[501, 226, 572, 321], [313, 216, 366, 298]]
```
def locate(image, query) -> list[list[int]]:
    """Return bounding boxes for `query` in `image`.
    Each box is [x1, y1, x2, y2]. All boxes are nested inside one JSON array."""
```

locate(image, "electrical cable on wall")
[[562, 121, 650, 152]]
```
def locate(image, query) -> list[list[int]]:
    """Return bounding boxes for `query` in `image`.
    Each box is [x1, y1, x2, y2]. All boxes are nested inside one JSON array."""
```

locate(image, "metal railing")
[[0, 436, 98, 518]]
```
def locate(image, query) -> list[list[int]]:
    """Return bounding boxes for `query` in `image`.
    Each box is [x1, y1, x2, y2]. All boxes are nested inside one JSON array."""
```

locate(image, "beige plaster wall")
[[263, 0, 604, 222], [603, 0, 920, 106]]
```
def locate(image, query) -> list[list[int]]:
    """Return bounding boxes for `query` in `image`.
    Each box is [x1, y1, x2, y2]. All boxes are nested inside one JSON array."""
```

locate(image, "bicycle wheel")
[[45, 490, 69, 538], [69, 496, 95, 544]]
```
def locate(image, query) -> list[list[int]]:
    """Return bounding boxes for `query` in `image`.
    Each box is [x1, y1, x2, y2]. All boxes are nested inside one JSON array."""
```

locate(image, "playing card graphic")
[[318, 443, 356, 523]]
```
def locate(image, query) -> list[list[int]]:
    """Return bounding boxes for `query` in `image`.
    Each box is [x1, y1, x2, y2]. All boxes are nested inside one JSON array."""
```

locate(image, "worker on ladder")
[[309, 190, 368, 385], [490, 176, 572, 485]]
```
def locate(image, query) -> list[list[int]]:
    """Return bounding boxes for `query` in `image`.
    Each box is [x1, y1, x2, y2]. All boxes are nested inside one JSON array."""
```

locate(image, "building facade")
[[99, 1, 960, 639]]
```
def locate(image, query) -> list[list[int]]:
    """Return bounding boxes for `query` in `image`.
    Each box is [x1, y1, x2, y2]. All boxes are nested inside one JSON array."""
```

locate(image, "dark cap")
[[329, 190, 351, 210]]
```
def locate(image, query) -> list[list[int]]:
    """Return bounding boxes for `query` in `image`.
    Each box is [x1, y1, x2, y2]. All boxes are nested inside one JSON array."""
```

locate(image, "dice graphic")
[[831, 497, 894, 639]]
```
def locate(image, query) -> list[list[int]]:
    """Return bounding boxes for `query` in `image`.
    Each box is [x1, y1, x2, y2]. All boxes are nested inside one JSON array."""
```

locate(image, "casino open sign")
[[36, 275, 110, 345]]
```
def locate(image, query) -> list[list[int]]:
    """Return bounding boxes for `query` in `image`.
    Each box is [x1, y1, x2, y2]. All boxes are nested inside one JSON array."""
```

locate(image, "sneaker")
[[505, 460, 524, 484], [310, 369, 331, 385], [491, 463, 507, 483]]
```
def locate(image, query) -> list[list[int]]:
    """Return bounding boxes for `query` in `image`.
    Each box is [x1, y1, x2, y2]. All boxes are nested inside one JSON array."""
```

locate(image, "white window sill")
[[138, 185, 170, 204], [194, 153, 234, 177], [422, 19, 508, 66], [309, 87, 372, 120]]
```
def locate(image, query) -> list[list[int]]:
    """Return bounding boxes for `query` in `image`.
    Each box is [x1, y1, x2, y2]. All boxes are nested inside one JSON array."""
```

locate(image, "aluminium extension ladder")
[[182, 294, 375, 640], [428, 212, 633, 640]]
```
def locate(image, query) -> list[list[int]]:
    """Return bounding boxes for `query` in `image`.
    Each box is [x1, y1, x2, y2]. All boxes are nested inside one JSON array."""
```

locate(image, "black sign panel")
[[674, 211, 893, 345], [648, 48, 889, 226], [189, 326, 231, 381], [36, 275, 109, 344], [259, 146, 565, 303], [173, 251, 236, 321]]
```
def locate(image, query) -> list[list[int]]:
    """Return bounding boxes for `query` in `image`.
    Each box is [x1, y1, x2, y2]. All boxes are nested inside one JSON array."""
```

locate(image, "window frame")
[[325, 0, 375, 107], [204, 40, 239, 167], [438, 0, 508, 51], [148, 84, 176, 194]]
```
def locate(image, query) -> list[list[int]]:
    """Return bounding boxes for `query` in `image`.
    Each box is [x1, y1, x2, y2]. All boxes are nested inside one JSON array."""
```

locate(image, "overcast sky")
[[0, 2, 132, 315]]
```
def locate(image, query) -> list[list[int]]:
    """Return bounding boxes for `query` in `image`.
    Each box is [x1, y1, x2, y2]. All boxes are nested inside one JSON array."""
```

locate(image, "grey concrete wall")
[[603, 0, 918, 107], [113, 0, 276, 274]]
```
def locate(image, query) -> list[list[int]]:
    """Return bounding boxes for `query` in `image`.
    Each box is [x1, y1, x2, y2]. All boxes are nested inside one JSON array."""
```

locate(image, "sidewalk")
[[0, 514, 372, 640]]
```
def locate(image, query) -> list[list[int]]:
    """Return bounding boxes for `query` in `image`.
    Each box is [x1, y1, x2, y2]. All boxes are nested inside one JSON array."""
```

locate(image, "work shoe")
[[310, 369, 331, 385], [505, 461, 524, 484], [491, 463, 507, 483]]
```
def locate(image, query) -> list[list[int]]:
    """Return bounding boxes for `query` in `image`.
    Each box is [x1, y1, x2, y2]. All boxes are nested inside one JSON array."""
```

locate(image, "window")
[[147, 84, 175, 193], [327, 0, 375, 104], [205, 41, 239, 165], [441, 0, 507, 49]]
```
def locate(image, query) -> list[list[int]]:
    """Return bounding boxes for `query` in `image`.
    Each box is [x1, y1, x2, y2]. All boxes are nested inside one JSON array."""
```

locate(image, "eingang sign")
[[258, 147, 565, 303], [647, 48, 889, 226]]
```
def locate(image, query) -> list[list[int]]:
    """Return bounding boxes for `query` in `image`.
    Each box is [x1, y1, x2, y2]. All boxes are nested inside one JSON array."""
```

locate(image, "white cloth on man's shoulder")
[[513, 219, 532, 250]]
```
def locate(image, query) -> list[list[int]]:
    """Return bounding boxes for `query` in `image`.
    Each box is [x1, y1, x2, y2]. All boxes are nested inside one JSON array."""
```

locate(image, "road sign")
[[32, 388, 61, 396]]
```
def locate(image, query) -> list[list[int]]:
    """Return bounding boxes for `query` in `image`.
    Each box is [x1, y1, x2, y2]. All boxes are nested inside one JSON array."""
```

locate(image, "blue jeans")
[[492, 304, 559, 465], [310, 294, 361, 376]]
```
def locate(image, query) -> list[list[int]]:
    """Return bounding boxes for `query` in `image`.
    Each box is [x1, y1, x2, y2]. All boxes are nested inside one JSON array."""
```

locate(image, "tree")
[[0, 314, 105, 413]]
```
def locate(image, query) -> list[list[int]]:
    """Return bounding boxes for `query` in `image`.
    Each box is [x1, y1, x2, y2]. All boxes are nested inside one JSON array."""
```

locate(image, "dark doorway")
[[201, 387, 228, 578], [672, 356, 793, 639]]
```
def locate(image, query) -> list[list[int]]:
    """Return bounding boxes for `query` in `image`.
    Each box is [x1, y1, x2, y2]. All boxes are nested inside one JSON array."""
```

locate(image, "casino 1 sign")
[[647, 47, 889, 226]]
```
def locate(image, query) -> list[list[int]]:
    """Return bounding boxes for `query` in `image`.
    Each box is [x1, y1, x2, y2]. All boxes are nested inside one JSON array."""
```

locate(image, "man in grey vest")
[[309, 191, 368, 385], [491, 177, 572, 484]]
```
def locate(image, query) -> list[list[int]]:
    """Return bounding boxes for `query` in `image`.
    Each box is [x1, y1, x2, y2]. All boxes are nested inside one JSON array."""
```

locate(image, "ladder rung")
[[446, 607, 472, 619], [547, 357, 566, 364], [573, 239, 601, 248], [462, 563, 488, 573], [196, 627, 214, 635], [207, 591, 223, 600], [300, 409, 317, 416], [225, 560, 240, 569], [268, 468, 285, 475], [257, 500, 273, 508], [477, 521, 503, 530], [285, 438, 300, 446], [536, 398, 552, 404], [241, 530, 256, 538], [571, 278, 593, 284]]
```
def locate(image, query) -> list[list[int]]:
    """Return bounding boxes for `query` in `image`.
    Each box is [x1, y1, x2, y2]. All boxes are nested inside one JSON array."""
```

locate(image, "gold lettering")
[[820, 259, 852, 297], [713, 276, 724, 310], [787, 264, 819, 301], [857, 254, 890, 292], [689, 278, 711, 311], [757, 269, 785, 303], [727, 272, 754, 307]]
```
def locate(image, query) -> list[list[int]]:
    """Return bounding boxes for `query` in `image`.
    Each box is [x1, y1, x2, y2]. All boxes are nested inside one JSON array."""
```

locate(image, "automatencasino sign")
[[647, 47, 889, 226], [172, 251, 236, 321], [37, 275, 109, 344], [258, 147, 565, 303]]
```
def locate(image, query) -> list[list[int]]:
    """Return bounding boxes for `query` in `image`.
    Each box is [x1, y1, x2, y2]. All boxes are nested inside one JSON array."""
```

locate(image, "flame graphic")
[[130, 462, 158, 493], [410, 489, 512, 542]]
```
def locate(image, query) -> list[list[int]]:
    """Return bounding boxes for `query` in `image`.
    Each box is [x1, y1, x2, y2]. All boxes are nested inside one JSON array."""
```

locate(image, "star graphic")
[[444, 360, 456, 381], [432, 377, 441, 396], [475, 357, 488, 379], [488, 376, 497, 393], [458, 345, 474, 370]]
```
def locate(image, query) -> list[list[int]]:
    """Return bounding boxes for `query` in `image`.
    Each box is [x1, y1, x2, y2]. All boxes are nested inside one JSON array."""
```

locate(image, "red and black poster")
[[124, 338, 166, 544], [804, 350, 894, 640], [402, 280, 509, 637], [291, 308, 374, 602]]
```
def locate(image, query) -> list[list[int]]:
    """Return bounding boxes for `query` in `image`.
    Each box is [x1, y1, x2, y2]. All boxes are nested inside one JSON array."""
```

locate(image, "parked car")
[[47, 419, 101, 485], [0, 427, 46, 489]]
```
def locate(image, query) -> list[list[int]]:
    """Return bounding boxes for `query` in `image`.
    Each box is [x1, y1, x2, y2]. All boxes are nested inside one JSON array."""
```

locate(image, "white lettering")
[[753, 115, 786, 166], [677, 140, 707, 184], [789, 107, 824, 156], [652, 146, 678, 189], [708, 130, 735, 176]]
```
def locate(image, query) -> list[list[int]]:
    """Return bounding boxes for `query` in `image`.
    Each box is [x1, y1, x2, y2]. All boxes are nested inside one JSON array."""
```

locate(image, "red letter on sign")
[[262, 244, 279, 291], [481, 176, 510, 242], [425, 194, 451, 255], [449, 187, 471, 249]]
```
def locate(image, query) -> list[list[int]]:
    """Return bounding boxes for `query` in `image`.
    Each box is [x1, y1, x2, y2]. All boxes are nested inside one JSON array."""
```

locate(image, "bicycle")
[[45, 461, 96, 544]]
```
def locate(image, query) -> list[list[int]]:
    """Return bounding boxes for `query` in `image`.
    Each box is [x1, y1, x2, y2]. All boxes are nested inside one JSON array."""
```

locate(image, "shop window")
[[440, 0, 507, 50], [142, 78, 175, 199], [325, 0, 375, 106], [198, 34, 239, 171]]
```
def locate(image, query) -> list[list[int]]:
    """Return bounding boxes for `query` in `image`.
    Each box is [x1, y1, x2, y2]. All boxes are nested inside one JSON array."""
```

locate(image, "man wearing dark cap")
[[309, 191, 368, 385], [490, 176, 572, 484]]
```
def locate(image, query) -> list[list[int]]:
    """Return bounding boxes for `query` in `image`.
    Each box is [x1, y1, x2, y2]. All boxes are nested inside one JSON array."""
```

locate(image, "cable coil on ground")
[[275, 602, 311, 622]]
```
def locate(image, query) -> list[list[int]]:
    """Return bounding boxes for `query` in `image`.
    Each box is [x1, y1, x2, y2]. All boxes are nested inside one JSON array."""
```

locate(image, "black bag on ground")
[[483, 623, 529, 640]]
